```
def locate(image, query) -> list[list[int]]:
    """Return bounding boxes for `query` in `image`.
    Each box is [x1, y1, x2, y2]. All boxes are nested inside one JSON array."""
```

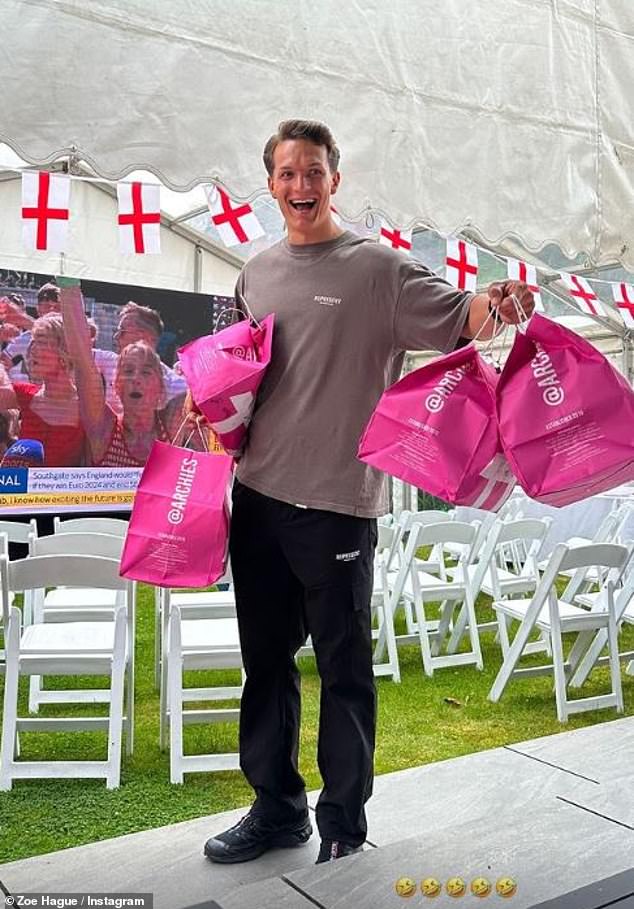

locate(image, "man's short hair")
[[37, 282, 61, 304], [119, 301, 164, 338], [6, 293, 25, 310], [263, 119, 340, 176]]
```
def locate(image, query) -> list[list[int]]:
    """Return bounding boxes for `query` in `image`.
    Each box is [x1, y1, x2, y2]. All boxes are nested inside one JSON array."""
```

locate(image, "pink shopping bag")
[[177, 313, 274, 457], [497, 312, 634, 506], [358, 344, 515, 510], [120, 440, 233, 588]]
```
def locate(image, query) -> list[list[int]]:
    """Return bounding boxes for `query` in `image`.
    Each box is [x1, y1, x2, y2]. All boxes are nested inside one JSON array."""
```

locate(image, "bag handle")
[[171, 413, 208, 450], [213, 291, 263, 333]]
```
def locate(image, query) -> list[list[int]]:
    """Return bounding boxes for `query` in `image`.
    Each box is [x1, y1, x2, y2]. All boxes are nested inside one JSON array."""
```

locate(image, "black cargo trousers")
[[229, 479, 378, 847]]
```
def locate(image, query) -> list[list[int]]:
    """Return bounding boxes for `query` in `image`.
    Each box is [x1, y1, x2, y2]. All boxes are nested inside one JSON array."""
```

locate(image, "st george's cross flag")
[[117, 182, 161, 254], [205, 186, 265, 247], [611, 282, 634, 329], [506, 258, 544, 312], [21, 172, 70, 252], [560, 272, 606, 317], [379, 220, 413, 252], [445, 237, 479, 292]]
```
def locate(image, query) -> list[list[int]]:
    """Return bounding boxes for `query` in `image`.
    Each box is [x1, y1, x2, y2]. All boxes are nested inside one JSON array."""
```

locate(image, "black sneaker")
[[315, 839, 364, 864], [204, 811, 313, 864]]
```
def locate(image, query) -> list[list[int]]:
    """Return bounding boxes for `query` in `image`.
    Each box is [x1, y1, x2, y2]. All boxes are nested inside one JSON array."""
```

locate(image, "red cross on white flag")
[[612, 282, 634, 329], [379, 220, 412, 252], [506, 258, 544, 312], [206, 186, 265, 247], [560, 272, 606, 317], [21, 172, 70, 252], [117, 182, 161, 254], [445, 238, 478, 291]]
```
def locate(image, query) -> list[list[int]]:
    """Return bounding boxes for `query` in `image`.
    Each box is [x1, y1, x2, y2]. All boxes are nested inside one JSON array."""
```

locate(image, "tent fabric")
[[1, 0, 633, 270]]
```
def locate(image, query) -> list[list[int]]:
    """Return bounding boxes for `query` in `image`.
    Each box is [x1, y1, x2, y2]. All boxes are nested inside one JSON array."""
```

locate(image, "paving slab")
[[0, 805, 321, 909], [349, 746, 599, 846], [557, 778, 634, 831], [182, 877, 317, 909], [287, 799, 634, 909], [507, 715, 634, 784]]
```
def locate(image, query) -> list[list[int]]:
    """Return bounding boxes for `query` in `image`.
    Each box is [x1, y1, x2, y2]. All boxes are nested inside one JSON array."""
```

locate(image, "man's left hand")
[[487, 281, 535, 324]]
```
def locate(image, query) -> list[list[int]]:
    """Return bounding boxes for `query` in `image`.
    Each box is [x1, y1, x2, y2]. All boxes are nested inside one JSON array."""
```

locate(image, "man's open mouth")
[[129, 391, 143, 400], [289, 199, 317, 212]]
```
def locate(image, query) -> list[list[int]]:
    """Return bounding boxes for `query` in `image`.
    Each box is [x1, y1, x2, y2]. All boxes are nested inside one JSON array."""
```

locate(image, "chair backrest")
[[0, 518, 37, 545], [29, 531, 124, 560], [1, 553, 133, 626], [53, 516, 128, 538], [377, 523, 395, 553], [413, 520, 479, 551]]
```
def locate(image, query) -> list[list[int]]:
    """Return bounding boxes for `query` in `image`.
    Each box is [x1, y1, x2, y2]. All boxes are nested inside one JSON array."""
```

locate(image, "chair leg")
[[382, 595, 401, 683], [433, 599, 456, 655], [168, 611, 184, 785], [414, 597, 435, 677], [607, 612, 624, 713], [550, 626, 568, 723], [0, 612, 20, 791], [464, 588, 483, 670], [568, 629, 608, 688], [28, 674, 42, 714], [154, 587, 161, 691], [106, 611, 127, 789], [446, 604, 469, 654], [496, 610, 511, 656]]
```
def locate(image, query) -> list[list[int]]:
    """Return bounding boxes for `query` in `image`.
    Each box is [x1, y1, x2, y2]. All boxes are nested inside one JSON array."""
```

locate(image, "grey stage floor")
[[1, 716, 633, 909]]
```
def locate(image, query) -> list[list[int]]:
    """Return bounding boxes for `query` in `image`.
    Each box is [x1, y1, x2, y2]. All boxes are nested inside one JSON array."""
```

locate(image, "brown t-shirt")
[[235, 231, 472, 517]]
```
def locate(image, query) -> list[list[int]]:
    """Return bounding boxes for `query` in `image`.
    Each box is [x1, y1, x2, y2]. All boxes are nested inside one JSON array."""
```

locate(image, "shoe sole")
[[204, 825, 313, 864]]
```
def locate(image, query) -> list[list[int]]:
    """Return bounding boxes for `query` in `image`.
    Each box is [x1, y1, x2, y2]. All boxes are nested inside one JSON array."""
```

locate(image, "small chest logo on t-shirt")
[[314, 294, 342, 307]]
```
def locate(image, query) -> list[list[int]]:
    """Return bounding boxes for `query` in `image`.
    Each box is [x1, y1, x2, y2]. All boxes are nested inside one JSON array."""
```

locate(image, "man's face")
[[37, 298, 61, 316], [115, 314, 158, 353], [268, 139, 340, 241]]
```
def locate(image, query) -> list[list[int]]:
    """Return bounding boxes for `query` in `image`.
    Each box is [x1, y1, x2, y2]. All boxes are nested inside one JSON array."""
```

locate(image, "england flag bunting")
[[445, 237, 478, 291], [560, 272, 606, 317], [612, 282, 634, 329], [506, 258, 544, 312], [205, 185, 265, 247], [117, 182, 161, 254], [21, 172, 70, 253], [379, 220, 412, 252]]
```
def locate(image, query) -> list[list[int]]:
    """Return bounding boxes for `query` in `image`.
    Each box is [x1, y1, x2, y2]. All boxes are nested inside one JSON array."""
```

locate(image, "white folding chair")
[[54, 516, 165, 688], [0, 552, 134, 789], [489, 542, 632, 721], [163, 592, 242, 783], [386, 521, 484, 676], [567, 553, 634, 688], [0, 519, 38, 629], [458, 517, 552, 657], [26, 531, 126, 714]]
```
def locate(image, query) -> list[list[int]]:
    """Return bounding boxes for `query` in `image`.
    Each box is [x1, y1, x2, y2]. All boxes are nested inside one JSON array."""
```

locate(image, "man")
[[203, 120, 534, 866], [1, 283, 60, 378], [92, 301, 186, 414]]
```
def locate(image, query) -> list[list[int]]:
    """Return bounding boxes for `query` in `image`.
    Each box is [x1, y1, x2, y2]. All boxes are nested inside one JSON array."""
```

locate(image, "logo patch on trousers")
[[336, 550, 360, 562]]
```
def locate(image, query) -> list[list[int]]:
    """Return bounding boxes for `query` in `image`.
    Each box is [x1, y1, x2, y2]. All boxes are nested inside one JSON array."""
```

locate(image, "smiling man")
[[203, 120, 534, 867]]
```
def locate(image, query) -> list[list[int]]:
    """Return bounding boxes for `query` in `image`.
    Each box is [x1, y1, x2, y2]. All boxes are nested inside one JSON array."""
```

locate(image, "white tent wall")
[[0, 173, 241, 295], [0, 0, 632, 271]]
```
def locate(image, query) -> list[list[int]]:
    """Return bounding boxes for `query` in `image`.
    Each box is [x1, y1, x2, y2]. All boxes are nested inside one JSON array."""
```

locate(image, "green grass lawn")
[[1, 583, 633, 864]]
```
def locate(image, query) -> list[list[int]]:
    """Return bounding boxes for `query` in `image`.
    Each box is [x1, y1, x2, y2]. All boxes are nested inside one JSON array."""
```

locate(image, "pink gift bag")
[[120, 440, 233, 588], [177, 313, 274, 457], [497, 312, 634, 506], [358, 344, 515, 510]]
